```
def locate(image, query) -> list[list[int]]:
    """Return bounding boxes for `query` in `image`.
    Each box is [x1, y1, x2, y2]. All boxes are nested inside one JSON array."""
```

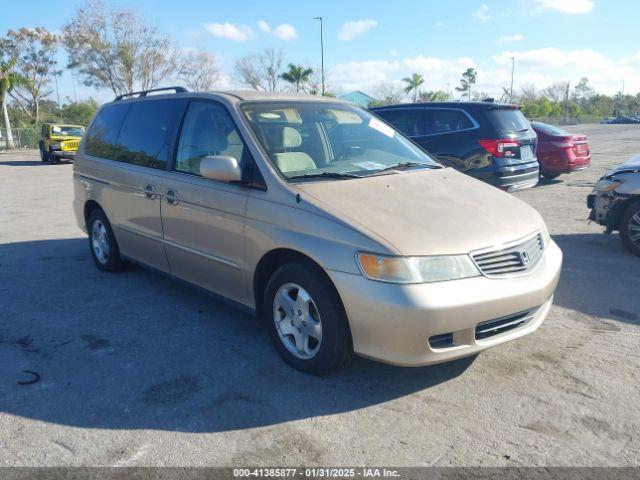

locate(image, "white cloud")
[[435, 20, 446, 28], [535, 0, 594, 14], [257, 20, 271, 33], [338, 19, 378, 40], [203, 22, 254, 42], [273, 23, 298, 41], [328, 60, 400, 92], [473, 4, 490, 21], [326, 48, 640, 99], [256, 21, 297, 41], [496, 34, 524, 45]]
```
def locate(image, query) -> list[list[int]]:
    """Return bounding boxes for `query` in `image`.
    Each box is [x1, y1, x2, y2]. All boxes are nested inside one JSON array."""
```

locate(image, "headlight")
[[50, 141, 61, 150], [595, 177, 624, 192], [356, 252, 481, 284]]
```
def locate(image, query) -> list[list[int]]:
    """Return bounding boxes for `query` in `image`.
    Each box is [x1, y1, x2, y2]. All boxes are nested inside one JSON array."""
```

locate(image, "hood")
[[606, 154, 640, 176], [296, 168, 544, 256]]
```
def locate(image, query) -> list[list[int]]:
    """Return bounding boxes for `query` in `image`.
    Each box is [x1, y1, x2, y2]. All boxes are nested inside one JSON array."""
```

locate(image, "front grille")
[[62, 140, 79, 151], [471, 232, 544, 277], [475, 309, 534, 340]]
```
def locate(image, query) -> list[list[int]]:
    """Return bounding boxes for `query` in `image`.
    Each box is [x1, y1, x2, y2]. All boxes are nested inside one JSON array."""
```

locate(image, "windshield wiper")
[[288, 171, 362, 181], [373, 161, 442, 174]]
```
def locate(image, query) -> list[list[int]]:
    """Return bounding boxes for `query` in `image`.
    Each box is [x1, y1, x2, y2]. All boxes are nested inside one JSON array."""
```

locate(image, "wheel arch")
[[83, 200, 104, 230], [253, 248, 344, 319]]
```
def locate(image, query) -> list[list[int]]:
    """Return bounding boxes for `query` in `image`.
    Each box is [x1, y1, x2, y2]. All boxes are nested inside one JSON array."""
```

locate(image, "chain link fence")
[[528, 115, 606, 125], [0, 126, 41, 150]]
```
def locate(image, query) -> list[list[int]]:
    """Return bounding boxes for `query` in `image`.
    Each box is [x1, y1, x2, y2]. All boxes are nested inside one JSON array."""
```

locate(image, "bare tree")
[[516, 84, 538, 103], [63, 0, 177, 96], [178, 51, 219, 92], [371, 82, 406, 105], [234, 48, 283, 92], [4, 27, 59, 124], [541, 82, 567, 102]]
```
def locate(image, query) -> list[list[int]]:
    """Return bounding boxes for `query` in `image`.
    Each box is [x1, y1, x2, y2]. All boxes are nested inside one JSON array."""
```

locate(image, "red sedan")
[[532, 122, 591, 179]]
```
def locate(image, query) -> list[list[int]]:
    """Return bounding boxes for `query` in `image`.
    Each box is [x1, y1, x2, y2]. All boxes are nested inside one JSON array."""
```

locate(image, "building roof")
[[338, 90, 378, 107]]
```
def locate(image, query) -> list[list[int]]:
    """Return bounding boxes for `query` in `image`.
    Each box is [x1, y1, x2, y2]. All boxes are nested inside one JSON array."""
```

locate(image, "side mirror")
[[200, 155, 242, 183]]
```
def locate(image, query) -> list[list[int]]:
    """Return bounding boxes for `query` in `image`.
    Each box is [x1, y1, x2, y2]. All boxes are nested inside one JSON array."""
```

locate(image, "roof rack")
[[114, 86, 188, 101]]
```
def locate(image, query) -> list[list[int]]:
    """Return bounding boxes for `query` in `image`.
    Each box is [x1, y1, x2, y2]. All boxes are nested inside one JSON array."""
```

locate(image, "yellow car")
[[39, 123, 85, 164]]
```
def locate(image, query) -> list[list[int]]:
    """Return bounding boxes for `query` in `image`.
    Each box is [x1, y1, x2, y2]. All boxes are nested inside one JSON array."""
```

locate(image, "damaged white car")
[[588, 155, 640, 256]]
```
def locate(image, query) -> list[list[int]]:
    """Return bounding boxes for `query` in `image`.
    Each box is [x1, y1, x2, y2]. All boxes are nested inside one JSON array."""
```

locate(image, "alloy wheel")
[[91, 220, 110, 265], [629, 211, 640, 246], [273, 283, 323, 359]]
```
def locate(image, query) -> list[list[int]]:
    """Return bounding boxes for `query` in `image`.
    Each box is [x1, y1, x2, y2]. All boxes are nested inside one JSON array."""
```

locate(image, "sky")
[[2, 0, 640, 103]]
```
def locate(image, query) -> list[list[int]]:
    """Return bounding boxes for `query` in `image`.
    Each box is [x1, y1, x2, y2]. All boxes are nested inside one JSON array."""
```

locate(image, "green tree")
[[280, 64, 313, 93], [0, 46, 28, 149], [60, 99, 100, 125], [456, 68, 477, 102], [402, 73, 424, 103], [537, 97, 553, 117], [5, 27, 59, 124], [419, 90, 450, 102], [573, 77, 594, 107]]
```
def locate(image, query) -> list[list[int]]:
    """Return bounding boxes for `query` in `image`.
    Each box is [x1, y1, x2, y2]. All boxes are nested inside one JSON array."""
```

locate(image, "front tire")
[[264, 262, 353, 375], [619, 201, 640, 257], [87, 209, 125, 271]]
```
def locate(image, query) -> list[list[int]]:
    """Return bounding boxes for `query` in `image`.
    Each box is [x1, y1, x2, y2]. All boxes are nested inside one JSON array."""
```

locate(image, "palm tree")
[[0, 56, 28, 149], [280, 64, 313, 93], [402, 73, 424, 103]]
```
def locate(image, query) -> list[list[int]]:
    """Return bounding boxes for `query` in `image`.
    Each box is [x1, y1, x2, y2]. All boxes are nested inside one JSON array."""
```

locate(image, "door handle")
[[165, 190, 179, 205], [144, 184, 158, 199]]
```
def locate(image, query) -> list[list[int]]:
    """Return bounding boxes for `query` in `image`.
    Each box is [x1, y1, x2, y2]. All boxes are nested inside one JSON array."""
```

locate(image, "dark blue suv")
[[371, 102, 539, 191]]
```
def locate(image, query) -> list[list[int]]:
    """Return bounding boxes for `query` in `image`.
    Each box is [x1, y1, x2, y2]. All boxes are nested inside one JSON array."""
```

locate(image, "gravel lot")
[[0, 124, 639, 467]]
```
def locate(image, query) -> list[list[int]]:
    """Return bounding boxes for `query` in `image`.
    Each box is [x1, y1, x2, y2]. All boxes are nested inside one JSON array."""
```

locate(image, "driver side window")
[[175, 101, 246, 176]]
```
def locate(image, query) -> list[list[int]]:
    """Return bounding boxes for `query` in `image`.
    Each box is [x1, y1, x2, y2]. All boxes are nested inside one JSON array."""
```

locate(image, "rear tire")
[[87, 208, 125, 271], [264, 262, 353, 375], [619, 200, 640, 257], [541, 172, 560, 180]]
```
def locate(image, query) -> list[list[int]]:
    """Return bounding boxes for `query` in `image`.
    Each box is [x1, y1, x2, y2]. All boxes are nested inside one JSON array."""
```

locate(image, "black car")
[[371, 102, 539, 191]]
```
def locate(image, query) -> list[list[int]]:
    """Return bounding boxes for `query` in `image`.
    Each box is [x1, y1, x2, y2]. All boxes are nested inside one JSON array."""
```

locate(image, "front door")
[[161, 100, 249, 305]]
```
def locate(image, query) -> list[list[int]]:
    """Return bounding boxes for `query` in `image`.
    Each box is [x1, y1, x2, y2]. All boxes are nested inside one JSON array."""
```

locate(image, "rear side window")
[[376, 109, 423, 137], [84, 104, 130, 159], [114, 99, 184, 169], [423, 109, 474, 135], [486, 108, 530, 134]]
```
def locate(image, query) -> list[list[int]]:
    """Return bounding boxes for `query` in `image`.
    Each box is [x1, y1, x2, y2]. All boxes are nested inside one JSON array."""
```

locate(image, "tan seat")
[[274, 127, 316, 173]]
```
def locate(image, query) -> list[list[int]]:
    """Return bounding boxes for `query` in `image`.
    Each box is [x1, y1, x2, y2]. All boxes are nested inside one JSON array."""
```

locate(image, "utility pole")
[[54, 72, 62, 119], [71, 74, 78, 103], [313, 16, 325, 96], [509, 57, 515, 102]]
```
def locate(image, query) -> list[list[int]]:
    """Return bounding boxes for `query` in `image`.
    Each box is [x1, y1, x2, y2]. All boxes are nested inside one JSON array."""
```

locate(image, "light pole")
[[509, 56, 515, 103], [313, 16, 325, 96]]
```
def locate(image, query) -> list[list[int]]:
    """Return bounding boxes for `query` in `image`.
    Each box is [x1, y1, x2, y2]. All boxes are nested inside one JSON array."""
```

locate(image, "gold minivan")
[[73, 87, 562, 374]]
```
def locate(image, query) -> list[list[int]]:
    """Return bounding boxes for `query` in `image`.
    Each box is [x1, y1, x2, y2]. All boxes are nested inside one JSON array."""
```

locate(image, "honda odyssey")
[[73, 88, 562, 374]]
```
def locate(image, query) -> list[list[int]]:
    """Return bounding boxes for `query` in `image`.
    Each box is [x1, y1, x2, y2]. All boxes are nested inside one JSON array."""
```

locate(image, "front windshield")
[[52, 125, 85, 136], [241, 102, 440, 180]]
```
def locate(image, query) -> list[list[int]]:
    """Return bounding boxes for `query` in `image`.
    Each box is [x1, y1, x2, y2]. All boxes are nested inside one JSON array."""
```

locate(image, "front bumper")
[[50, 150, 77, 160], [588, 191, 627, 231], [329, 240, 562, 367]]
